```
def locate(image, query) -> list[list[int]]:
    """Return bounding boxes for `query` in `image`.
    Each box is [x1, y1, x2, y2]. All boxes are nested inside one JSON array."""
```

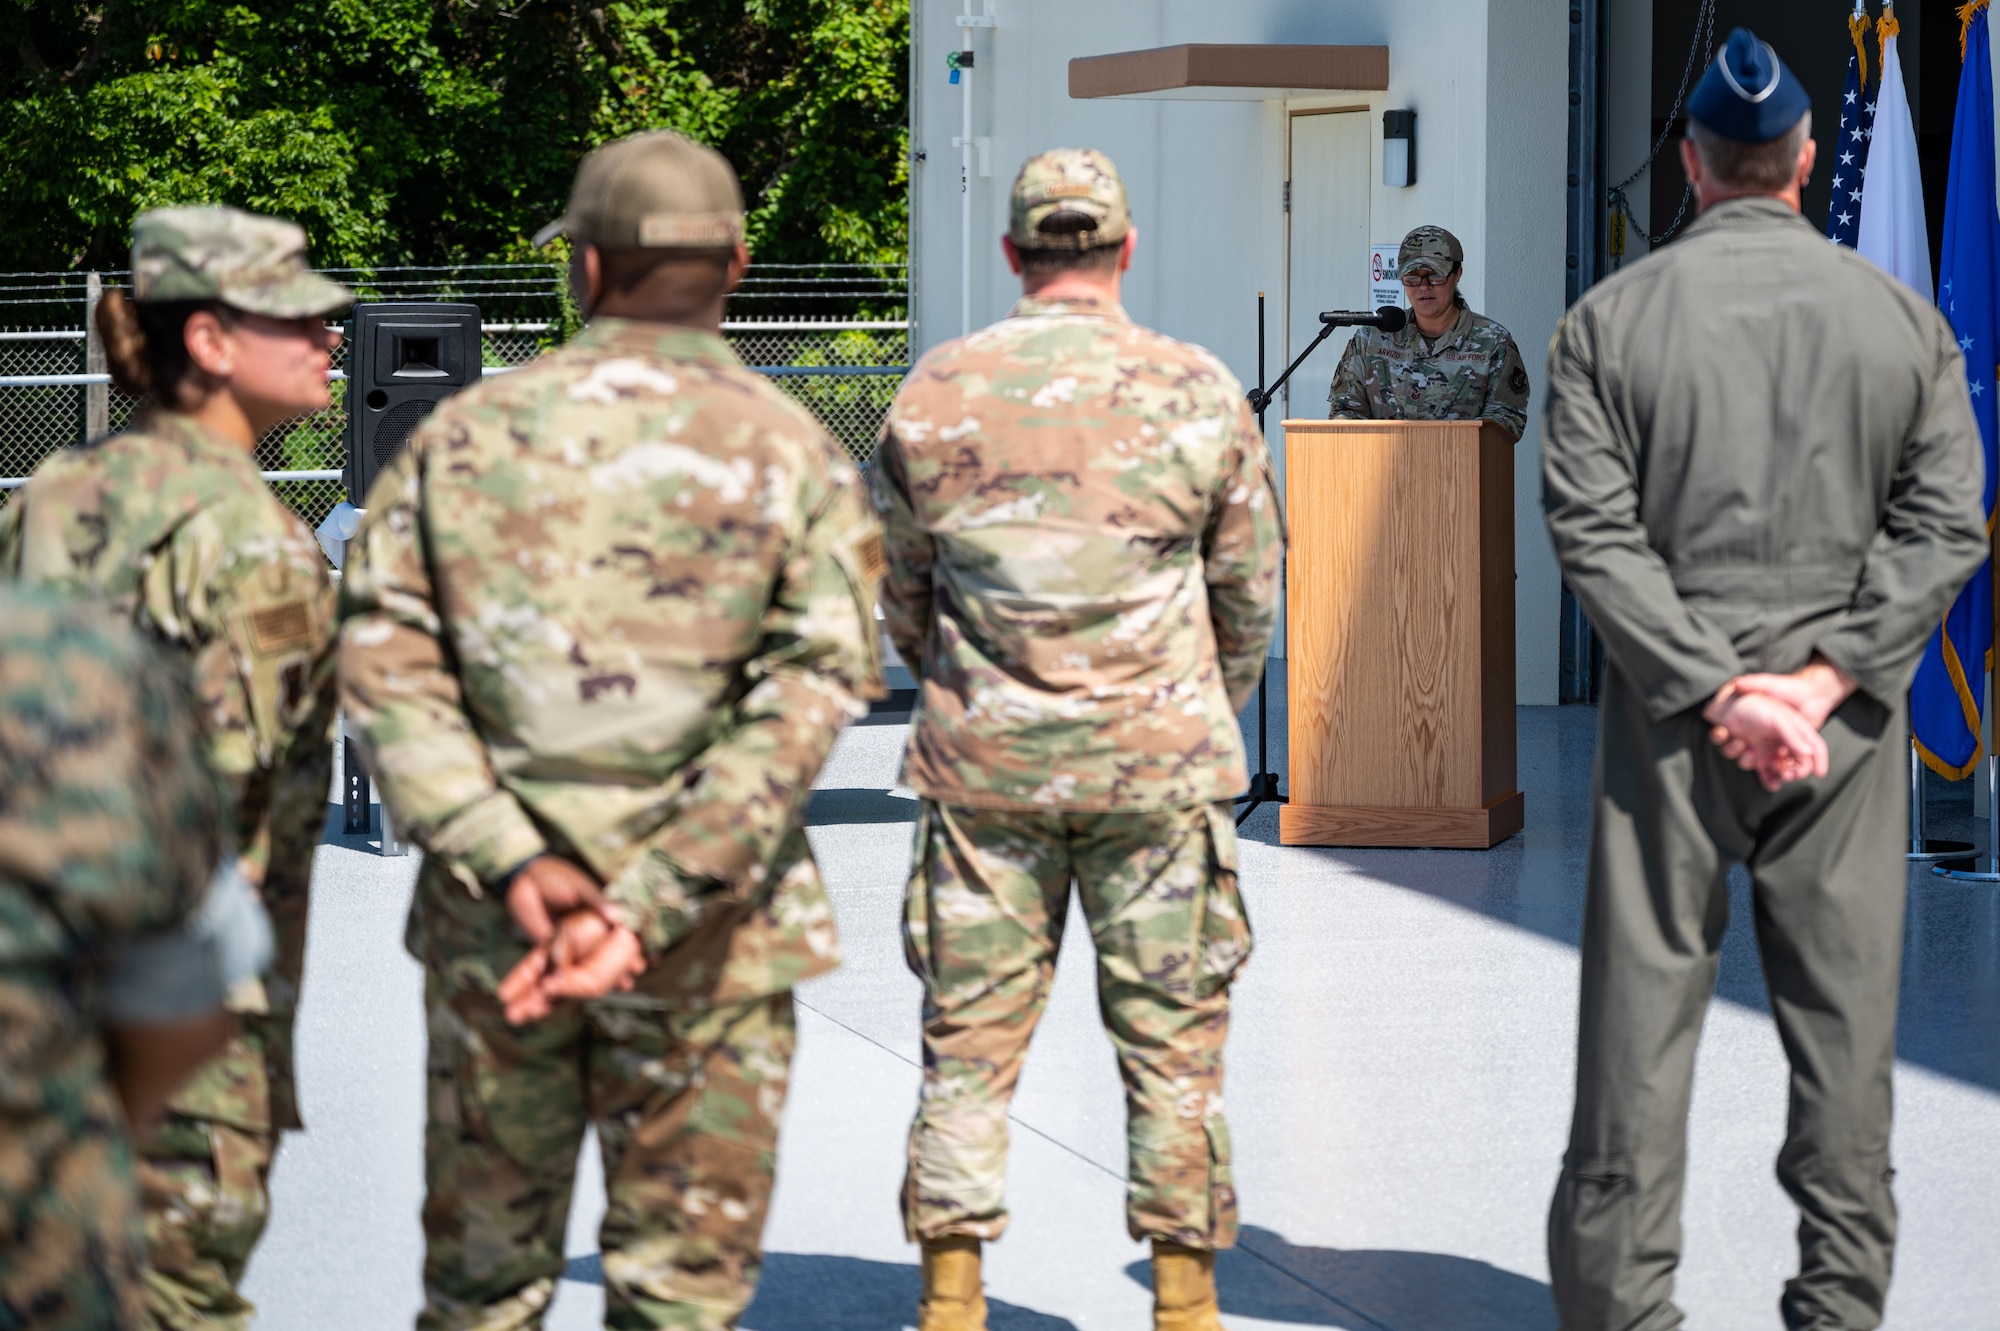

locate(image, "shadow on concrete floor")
[[564, 1252, 1079, 1328], [1122, 1226, 1555, 1331], [808, 787, 920, 826], [1256, 689, 2000, 1096]]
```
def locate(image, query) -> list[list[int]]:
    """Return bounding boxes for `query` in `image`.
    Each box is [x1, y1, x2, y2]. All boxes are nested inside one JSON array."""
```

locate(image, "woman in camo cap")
[[0, 204, 349, 1330], [1326, 223, 1532, 441]]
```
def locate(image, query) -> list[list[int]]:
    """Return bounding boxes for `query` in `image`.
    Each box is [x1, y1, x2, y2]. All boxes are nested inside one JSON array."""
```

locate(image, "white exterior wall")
[[911, 0, 1569, 703], [1482, 0, 1568, 705]]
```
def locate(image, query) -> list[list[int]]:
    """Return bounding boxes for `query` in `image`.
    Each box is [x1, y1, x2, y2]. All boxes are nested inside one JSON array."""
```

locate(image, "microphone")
[[1244, 304, 1408, 416], [1319, 305, 1408, 332]]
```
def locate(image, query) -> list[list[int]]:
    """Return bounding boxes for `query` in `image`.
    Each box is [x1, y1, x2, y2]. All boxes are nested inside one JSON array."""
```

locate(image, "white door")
[[1273, 109, 1370, 661], [1286, 110, 1372, 423]]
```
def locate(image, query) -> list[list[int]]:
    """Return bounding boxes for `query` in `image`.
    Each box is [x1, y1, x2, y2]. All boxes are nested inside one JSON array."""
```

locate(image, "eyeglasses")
[[1400, 269, 1457, 289]]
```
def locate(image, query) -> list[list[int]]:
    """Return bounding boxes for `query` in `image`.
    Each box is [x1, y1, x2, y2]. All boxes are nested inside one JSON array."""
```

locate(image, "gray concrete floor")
[[243, 685, 2000, 1328]]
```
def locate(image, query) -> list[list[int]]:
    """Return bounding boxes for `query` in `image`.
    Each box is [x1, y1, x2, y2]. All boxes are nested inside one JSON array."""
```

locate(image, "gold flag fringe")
[[1964, 0, 1992, 61], [1851, 10, 1873, 86], [1918, 619, 1988, 778]]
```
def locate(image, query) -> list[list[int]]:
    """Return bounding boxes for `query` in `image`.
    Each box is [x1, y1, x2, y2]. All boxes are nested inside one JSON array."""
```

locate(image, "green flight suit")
[[1541, 195, 1988, 1330]]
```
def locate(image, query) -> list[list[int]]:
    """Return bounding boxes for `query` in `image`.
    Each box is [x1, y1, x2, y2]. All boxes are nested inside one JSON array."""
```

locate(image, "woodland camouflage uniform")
[[872, 148, 1284, 1254], [1327, 224, 1531, 440], [0, 206, 345, 1330], [0, 589, 225, 1330], [338, 130, 884, 1331]]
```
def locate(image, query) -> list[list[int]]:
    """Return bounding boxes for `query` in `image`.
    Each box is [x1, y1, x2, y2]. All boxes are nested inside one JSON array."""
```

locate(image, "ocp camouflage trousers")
[[139, 1033, 276, 1331], [418, 975, 796, 1331], [901, 800, 1251, 1249]]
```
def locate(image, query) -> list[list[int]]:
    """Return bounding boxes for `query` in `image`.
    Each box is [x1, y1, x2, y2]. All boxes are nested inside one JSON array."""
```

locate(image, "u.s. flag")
[[1826, 47, 1878, 247], [1911, 1, 2000, 777]]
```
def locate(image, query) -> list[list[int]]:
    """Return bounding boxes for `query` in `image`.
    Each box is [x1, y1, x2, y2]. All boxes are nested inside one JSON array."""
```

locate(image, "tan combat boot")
[[1152, 1240, 1227, 1331], [918, 1235, 988, 1331]]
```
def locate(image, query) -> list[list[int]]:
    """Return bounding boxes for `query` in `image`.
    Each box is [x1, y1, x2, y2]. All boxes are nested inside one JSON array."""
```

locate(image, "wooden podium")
[[1280, 419, 1524, 848]]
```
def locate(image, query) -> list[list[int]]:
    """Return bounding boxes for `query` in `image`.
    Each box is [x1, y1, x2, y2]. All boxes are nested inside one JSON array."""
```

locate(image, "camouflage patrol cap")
[[1397, 225, 1464, 278], [131, 206, 351, 318], [533, 130, 745, 251], [1009, 148, 1132, 252]]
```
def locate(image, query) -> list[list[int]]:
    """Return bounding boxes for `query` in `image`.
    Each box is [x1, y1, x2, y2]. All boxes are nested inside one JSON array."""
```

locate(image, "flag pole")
[[1937, 520, 2000, 880], [1921, 0, 1996, 878]]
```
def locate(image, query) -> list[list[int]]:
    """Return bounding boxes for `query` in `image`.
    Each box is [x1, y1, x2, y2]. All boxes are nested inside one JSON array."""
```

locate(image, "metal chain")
[[1606, 0, 1718, 251]]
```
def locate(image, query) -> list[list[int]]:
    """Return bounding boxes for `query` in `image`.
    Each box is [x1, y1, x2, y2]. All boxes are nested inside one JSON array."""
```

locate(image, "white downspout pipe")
[[960, 1, 973, 336], [952, 0, 995, 337]]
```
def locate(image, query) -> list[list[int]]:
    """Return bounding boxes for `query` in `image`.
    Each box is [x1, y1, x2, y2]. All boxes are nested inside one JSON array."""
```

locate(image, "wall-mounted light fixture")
[[1383, 109, 1416, 187]]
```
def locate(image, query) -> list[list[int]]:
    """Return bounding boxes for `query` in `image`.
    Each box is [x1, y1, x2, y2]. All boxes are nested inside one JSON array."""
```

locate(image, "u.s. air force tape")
[[250, 599, 314, 656]]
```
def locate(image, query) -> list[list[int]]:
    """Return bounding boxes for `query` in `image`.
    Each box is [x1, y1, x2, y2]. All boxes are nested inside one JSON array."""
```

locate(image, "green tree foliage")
[[0, 0, 908, 271]]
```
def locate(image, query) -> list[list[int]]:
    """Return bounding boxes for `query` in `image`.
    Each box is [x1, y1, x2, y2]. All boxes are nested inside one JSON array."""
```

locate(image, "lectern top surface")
[[1280, 417, 1498, 430]]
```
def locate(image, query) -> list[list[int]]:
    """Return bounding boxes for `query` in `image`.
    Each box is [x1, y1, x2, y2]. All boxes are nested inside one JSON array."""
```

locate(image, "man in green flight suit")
[[1541, 29, 1987, 1331]]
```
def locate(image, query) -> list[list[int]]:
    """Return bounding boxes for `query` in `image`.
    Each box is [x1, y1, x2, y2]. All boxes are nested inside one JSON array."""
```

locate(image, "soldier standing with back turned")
[[873, 149, 1283, 1331], [1542, 30, 1987, 1330], [0, 207, 346, 1330], [338, 130, 883, 1329]]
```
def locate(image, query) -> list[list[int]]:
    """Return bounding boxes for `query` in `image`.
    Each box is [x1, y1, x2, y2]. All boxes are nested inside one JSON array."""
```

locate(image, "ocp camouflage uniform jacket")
[[872, 294, 1284, 812], [0, 413, 336, 1130], [337, 317, 884, 1006], [1327, 304, 1531, 441], [0, 589, 225, 1326]]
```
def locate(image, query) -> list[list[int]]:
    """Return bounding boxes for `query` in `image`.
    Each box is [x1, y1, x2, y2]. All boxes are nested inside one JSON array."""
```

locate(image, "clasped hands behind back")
[[498, 854, 648, 1025], [1702, 656, 1859, 792]]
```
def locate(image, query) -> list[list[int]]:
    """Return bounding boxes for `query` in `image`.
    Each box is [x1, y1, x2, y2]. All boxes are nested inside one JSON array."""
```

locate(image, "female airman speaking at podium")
[[1326, 224, 1531, 440]]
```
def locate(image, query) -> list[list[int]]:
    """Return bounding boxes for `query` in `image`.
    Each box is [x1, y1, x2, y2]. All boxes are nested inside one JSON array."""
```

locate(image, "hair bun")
[[96, 288, 152, 398]]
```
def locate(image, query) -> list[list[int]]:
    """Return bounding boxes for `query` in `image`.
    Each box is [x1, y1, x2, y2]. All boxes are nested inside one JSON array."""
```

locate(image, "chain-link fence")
[[734, 321, 909, 464], [0, 324, 552, 533], [0, 264, 908, 533]]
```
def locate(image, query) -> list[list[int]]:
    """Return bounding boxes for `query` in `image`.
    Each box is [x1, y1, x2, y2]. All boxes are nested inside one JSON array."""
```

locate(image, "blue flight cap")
[[1687, 28, 1811, 143]]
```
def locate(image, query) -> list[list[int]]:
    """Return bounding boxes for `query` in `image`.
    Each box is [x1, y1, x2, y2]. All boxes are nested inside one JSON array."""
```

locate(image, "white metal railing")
[[1, 319, 906, 340], [723, 319, 909, 330], [0, 373, 105, 386], [3, 467, 341, 490]]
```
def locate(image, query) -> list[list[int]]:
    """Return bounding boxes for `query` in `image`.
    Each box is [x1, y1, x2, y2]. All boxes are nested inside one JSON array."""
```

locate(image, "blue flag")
[[1912, 3, 2000, 778], [1825, 40, 1878, 247]]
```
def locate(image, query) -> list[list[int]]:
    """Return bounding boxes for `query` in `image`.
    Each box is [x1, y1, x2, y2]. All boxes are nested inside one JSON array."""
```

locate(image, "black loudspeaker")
[[344, 302, 482, 504]]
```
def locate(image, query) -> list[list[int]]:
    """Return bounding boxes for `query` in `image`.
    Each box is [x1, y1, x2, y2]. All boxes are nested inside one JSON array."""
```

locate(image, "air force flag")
[[1911, 3, 2000, 777]]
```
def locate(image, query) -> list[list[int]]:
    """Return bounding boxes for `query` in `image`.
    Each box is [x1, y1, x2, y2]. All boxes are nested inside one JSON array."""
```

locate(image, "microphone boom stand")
[[1235, 294, 1350, 827]]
